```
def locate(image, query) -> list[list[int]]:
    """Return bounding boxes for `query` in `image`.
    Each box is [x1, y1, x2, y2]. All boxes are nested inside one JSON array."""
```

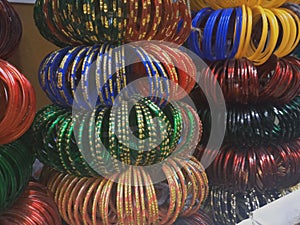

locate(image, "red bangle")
[[0, 60, 36, 145], [0, 181, 61, 225]]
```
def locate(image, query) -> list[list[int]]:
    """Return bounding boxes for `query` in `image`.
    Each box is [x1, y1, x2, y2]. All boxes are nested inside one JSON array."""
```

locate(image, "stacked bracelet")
[[0, 182, 62, 225], [39, 43, 196, 109], [0, 140, 34, 213], [32, 99, 193, 176], [40, 157, 208, 225], [188, 6, 300, 65], [209, 186, 289, 225], [193, 56, 300, 105], [196, 138, 300, 191], [0, 59, 36, 145], [34, 0, 191, 46], [197, 96, 300, 146], [0, 0, 22, 59]]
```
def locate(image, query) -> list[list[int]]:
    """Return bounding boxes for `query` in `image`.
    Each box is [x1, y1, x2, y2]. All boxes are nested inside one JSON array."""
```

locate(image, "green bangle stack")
[[32, 97, 187, 177], [0, 140, 34, 213]]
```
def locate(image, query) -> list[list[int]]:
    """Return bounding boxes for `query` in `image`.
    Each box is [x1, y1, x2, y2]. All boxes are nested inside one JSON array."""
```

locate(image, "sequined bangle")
[[0, 60, 36, 145], [0, 0, 22, 59], [33, 98, 185, 176], [34, 0, 191, 45], [40, 156, 208, 225]]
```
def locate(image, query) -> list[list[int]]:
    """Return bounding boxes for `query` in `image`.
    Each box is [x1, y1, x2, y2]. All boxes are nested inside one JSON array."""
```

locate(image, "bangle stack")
[[197, 96, 300, 146], [38, 43, 196, 109], [40, 157, 208, 225], [208, 186, 291, 224], [0, 140, 34, 213], [196, 138, 300, 191], [0, 0, 22, 59], [194, 56, 300, 105], [0, 59, 36, 145], [32, 99, 202, 177], [34, 0, 191, 46], [188, 5, 300, 64], [0, 182, 62, 225]]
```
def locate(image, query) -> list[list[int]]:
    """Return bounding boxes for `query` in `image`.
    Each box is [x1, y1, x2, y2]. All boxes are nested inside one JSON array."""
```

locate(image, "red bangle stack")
[[0, 59, 36, 145]]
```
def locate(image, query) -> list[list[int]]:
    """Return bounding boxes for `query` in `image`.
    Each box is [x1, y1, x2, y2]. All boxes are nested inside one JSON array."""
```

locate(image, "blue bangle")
[[229, 7, 242, 58]]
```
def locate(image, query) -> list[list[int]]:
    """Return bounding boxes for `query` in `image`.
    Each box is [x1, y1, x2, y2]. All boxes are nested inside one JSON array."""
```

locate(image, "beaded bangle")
[[0, 140, 34, 213], [192, 56, 300, 105], [0, 0, 22, 59], [39, 44, 196, 109], [0, 182, 62, 225], [0, 60, 36, 145], [33, 98, 184, 176], [208, 186, 289, 225], [40, 156, 208, 225], [196, 138, 300, 191], [34, 0, 191, 45], [196, 96, 300, 146]]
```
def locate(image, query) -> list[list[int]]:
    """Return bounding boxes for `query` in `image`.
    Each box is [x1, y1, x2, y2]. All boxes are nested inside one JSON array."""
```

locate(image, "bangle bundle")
[[0, 59, 36, 145], [194, 56, 300, 105], [40, 157, 208, 225], [196, 138, 300, 191], [32, 99, 201, 176], [33, 0, 191, 46], [188, 6, 300, 65], [190, 0, 288, 11], [174, 210, 214, 225], [0, 182, 62, 225], [209, 186, 286, 225], [39, 43, 196, 109], [0, 140, 34, 213], [197, 96, 300, 146], [0, 0, 22, 59]]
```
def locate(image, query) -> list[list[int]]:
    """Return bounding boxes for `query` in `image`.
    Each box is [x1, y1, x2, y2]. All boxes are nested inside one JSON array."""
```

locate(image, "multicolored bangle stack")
[[189, 1, 300, 224], [34, 0, 191, 46], [187, 5, 300, 64], [40, 157, 208, 225], [0, 141, 34, 213], [32, 0, 210, 223], [0, 182, 61, 225], [0, 0, 22, 59]]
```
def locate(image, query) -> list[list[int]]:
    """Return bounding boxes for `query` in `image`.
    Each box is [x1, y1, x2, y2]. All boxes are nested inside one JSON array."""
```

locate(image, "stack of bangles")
[[0, 182, 62, 225], [39, 43, 196, 109], [40, 157, 208, 225], [197, 96, 300, 146], [193, 56, 300, 105], [195, 138, 300, 191], [209, 186, 291, 225], [0, 59, 36, 145], [174, 210, 214, 225], [0, 0, 22, 59], [0, 140, 34, 213], [32, 100, 202, 176], [33, 0, 191, 46], [191, 0, 289, 10], [187, 5, 300, 64]]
